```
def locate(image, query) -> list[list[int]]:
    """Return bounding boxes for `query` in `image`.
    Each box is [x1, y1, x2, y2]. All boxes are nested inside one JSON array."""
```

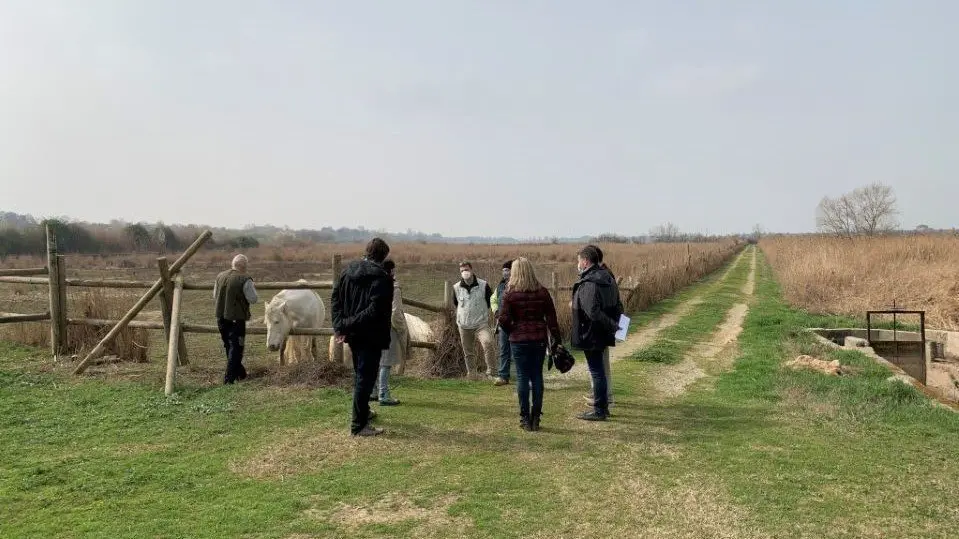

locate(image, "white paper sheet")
[[615, 314, 630, 341]]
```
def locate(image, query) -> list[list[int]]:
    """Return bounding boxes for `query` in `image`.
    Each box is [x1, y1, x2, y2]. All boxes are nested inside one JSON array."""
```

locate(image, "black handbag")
[[547, 334, 575, 374]]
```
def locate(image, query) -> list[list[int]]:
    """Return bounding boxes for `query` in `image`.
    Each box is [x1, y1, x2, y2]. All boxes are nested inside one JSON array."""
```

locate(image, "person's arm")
[[342, 276, 393, 330], [496, 292, 513, 332], [452, 285, 458, 308], [544, 291, 561, 343], [243, 279, 258, 304], [485, 283, 493, 308], [391, 284, 406, 330], [580, 282, 616, 333], [331, 275, 344, 334]]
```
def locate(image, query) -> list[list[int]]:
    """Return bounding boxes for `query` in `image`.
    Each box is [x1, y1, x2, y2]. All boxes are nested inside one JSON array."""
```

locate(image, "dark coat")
[[331, 258, 394, 350], [571, 265, 623, 350]]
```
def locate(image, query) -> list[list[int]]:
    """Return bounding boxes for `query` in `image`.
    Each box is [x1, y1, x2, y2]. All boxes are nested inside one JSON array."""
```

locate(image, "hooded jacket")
[[331, 258, 394, 350], [571, 264, 624, 350]]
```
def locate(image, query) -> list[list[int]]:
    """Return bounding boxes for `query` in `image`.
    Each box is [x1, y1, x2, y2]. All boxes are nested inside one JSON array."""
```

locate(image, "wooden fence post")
[[550, 272, 558, 298], [73, 230, 212, 375], [164, 276, 185, 396], [331, 254, 345, 366], [443, 280, 452, 311], [157, 257, 189, 365], [45, 225, 67, 358]]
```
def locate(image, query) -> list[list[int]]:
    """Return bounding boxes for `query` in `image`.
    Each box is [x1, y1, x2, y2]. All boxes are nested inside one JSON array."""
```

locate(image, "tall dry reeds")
[[0, 290, 149, 361], [761, 234, 959, 330]]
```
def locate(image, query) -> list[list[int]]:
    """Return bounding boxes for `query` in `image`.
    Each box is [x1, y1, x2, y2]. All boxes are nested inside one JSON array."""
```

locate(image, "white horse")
[[264, 284, 326, 365]]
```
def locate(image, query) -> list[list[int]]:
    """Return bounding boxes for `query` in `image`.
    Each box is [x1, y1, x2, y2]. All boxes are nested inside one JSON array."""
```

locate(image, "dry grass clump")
[[69, 290, 150, 362], [761, 234, 959, 330], [265, 359, 351, 388], [0, 290, 149, 361], [419, 312, 468, 378]]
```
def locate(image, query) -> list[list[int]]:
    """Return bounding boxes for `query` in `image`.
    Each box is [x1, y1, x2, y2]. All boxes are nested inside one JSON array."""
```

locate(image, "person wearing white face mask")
[[453, 261, 496, 380]]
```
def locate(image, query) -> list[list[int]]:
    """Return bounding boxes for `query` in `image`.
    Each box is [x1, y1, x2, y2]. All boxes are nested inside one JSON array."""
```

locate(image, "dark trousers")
[[351, 346, 382, 434], [497, 328, 512, 380], [585, 348, 609, 415], [512, 341, 546, 421], [217, 318, 247, 384]]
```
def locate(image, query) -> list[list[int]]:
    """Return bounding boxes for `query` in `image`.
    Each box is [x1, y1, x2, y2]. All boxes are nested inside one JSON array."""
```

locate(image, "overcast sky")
[[1, 1, 956, 238]]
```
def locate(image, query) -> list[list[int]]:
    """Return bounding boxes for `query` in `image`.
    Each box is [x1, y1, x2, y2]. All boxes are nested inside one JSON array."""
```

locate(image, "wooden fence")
[[0, 226, 448, 394], [2, 226, 645, 395]]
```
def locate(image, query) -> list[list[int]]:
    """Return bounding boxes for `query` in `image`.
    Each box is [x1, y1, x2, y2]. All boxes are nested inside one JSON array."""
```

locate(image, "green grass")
[[630, 248, 752, 364], [1, 247, 957, 538]]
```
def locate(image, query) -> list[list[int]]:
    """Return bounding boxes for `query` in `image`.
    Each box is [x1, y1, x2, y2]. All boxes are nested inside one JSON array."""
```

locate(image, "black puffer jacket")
[[571, 265, 623, 350], [331, 258, 394, 350]]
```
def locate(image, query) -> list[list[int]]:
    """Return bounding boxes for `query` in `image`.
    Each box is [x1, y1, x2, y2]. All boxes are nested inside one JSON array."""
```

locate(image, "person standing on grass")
[[571, 245, 623, 421], [453, 261, 497, 381], [213, 254, 258, 384], [585, 246, 619, 408], [331, 238, 394, 437], [376, 259, 407, 406], [491, 260, 515, 386], [497, 257, 561, 432]]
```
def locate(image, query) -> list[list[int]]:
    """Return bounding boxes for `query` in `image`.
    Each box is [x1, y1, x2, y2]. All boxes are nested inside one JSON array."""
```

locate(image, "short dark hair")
[[365, 237, 390, 263], [577, 245, 601, 265], [383, 259, 396, 272], [594, 245, 605, 263], [502, 260, 513, 270], [459, 261, 472, 269]]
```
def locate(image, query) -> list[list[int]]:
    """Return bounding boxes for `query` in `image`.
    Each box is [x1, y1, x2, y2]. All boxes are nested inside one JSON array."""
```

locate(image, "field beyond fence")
[[1, 236, 742, 390], [761, 234, 959, 330]]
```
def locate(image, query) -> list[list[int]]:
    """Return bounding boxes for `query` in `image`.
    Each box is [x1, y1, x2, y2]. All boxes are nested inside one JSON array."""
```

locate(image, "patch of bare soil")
[[742, 249, 757, 296], [785, 355, 843, 376], [313, 493, 471, 535]]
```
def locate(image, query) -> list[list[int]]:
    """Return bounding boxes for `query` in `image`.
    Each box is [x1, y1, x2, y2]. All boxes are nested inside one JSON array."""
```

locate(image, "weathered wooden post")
[[443, 280, 452, 311], [550, 271, 558, 298], [331, 254, 345, 366], [45, 225, 67, 358], [74, 230, 212, 375], [157, 257, 189, 365], [164, 276, 185, 396]]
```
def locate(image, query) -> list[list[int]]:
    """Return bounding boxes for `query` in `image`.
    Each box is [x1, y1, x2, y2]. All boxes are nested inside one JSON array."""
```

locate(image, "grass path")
[[2, 247, 959, 538]]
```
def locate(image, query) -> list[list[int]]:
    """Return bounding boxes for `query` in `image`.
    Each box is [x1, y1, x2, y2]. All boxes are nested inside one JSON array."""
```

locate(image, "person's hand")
[[335, 334, 346, 344]]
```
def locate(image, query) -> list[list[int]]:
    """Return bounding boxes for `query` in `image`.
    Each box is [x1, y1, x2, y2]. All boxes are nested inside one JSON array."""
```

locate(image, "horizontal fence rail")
[[0, 267, 49, 277], [65, 317, 435, 348], [0, 312, 51, 324]]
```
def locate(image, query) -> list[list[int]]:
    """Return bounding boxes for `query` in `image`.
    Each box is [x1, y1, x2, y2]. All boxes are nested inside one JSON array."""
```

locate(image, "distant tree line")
[[0, 217, 260, 258]]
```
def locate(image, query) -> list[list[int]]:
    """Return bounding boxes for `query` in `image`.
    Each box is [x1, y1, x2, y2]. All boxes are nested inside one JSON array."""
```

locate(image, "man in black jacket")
[[570, 245, 623, 421], [331, 238, 395, 437]]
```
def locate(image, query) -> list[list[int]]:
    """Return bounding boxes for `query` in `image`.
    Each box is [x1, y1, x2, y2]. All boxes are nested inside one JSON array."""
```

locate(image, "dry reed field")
[[0, 240, 741, 381], [761, 234, 959, 330]]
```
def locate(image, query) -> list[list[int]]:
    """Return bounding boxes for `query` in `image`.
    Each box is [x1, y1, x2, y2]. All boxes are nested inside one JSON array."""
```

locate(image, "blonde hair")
[[507, 257, 542, 293]]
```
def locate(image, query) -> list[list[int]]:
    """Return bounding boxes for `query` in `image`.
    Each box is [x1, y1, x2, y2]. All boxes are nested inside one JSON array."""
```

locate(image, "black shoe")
[[352, 425, 384, 437], [531, 416, 541, 431], [577, 411, 608, 422], [369, 395, 378, 402], [520, 419, 533, 432]]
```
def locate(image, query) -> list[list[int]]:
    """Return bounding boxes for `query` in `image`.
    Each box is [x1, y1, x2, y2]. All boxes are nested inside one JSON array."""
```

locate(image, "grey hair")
[[231, 254, 249, 270]]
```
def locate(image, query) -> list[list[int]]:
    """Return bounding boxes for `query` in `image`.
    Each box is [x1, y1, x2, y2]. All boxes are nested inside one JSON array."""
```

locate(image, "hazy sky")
[[2, 1, 956, 238]]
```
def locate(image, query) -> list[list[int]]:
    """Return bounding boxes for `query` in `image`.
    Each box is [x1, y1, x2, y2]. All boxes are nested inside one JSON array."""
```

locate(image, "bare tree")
[[816, 183, 899, 237], [650, 222, 681, 243]]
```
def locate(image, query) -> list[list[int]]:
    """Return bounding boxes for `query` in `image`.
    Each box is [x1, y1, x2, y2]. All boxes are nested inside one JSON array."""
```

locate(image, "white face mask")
[[461, 270, 473, 281]]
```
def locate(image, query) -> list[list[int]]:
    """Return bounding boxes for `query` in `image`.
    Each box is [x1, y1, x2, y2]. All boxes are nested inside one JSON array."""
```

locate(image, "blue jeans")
[[585, 348, 609, 415], [497, 328, 512, 380], [378, 365, 392, 399], [512, 341, 546, 421]]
